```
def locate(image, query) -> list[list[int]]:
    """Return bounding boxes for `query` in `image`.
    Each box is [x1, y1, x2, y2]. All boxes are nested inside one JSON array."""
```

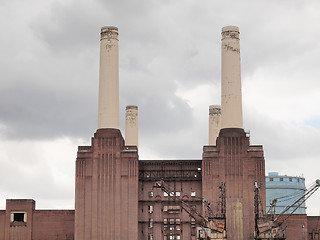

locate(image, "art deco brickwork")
[[202, 128, 266, 239], [75, 128, 138, 240]]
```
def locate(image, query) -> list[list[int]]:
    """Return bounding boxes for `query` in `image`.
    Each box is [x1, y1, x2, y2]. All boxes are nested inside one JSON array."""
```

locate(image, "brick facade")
[[203, 128, 266, 239], [0, 129, 318, 240], [0, 200, 74, 240]]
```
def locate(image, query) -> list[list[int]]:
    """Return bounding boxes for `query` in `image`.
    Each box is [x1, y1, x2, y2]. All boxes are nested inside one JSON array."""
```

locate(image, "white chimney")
[[209, 105, 221, 145], [98, 26, 119, 129], [125, 105, 138, 146], [221, 26, 243, 129]]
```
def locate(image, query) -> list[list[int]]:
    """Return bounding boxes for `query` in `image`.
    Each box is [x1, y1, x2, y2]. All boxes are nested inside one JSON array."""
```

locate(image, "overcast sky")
[[0, 0, 320, 215]]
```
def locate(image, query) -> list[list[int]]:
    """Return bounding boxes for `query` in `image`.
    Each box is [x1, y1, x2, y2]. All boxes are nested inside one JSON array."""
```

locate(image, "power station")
[[0, 26, 319, 240]]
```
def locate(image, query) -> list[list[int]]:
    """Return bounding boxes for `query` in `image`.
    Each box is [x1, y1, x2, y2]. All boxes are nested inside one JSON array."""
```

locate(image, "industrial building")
[[266, 172, 307, 215], [0, 26, 319, 240]]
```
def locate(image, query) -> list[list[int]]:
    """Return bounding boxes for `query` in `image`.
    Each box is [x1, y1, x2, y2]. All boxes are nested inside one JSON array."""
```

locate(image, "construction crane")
[[254, 179, 320, 240], [153, 180, 227, 240]]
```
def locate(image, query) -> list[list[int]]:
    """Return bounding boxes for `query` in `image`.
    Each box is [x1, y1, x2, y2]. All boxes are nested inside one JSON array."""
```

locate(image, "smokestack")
[[209, 105, 221, 145], [98, 26, 119, 129], [221, 26, 243, 129], [125, 105, 138, 146]]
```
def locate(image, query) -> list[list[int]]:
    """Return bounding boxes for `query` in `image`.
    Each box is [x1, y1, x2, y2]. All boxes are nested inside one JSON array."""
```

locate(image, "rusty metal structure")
[[153, 180, 227, 240], [254, 179, 320, 240]]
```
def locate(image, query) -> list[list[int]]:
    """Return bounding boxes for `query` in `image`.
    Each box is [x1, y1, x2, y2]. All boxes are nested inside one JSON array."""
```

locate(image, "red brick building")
[[0, 26, 319, 240]]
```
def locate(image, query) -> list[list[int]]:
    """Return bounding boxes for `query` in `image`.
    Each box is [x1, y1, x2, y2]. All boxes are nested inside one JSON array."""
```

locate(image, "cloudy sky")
[[1, 0, 320, 215]]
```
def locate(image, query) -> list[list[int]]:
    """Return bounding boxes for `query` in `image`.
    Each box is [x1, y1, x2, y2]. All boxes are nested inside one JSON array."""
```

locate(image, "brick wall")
[[308, 216, 320, 240], [0, 200, 74, 240], [32, 210, 74, 240], [202, 128, 265, 239]]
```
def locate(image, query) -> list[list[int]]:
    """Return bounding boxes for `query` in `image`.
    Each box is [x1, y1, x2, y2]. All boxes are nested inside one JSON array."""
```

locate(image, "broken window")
[[14, 213, 25, 222], [11, 212, 26, 223]]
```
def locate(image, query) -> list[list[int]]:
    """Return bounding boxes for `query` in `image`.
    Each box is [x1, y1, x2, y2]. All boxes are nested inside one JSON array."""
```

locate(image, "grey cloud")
[[1, 0, 320, 213]]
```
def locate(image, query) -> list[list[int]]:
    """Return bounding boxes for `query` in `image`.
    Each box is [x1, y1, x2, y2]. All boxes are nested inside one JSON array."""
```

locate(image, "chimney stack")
[[98, 26, 119, 129], [209, 105, 221, 145], [125, 105, 138, 146], [221, 26, 243, 129]]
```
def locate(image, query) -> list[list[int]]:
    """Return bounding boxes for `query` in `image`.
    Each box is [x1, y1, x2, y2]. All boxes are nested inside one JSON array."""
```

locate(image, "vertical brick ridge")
[[75, 129, 138, 240], [202, 128, 265, 239]]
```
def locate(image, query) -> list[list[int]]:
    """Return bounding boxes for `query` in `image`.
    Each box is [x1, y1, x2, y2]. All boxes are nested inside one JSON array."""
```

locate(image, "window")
[[149, 191, 154, 197], [149, 218, 153, 228], [191, 191, 196, 197], [164, 218, 168, 224], [11, 212, 27, 223], [280, 178, 283, 181], [176, 192, 180, 197], [177, 235, 181, 240], [148, 234, 153, 240], [148, 205, 153, 214], [191, 226, 196, 236], [164, 192, 168, 197], [168, 206, 180, 214], [176, 218, 181, 224], [14, 213, 24, 222], [270, 178, 274, 182], [176, 225, 181, 231], [289, 178, 292, 182], [169, 192, 174, 197]]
